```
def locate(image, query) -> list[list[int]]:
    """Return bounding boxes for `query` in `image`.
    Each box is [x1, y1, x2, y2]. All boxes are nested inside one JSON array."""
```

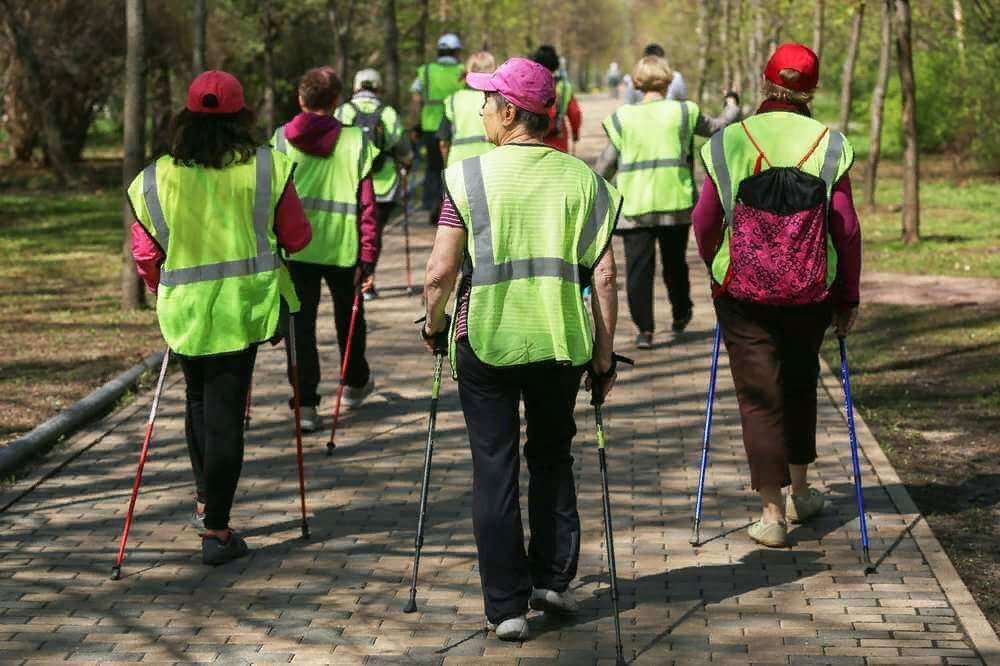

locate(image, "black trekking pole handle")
[[588, 353, 634, 406]]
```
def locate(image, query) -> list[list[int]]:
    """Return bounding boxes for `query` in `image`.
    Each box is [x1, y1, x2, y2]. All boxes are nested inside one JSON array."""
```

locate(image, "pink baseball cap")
[[187, 70, 246, 114], [466, 57, 555, 115]]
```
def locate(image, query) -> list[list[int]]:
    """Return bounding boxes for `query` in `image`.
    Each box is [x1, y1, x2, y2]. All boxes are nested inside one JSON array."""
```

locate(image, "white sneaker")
[[343, 375, 375, 410], [298, 406, 321, 433], [529, 588, 578, 616], [486, 615, 529, 641]]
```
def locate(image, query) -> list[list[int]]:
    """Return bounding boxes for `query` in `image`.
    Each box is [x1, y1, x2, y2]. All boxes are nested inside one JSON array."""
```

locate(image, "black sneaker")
[[672, 310, 693, 333], [202, 533, 249, 566], [635, 333, 653, 350], [362, 287, 379, 301]]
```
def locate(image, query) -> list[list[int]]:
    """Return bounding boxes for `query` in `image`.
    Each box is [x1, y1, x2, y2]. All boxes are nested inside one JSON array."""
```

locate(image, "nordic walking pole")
[[402, 169, 415, 295], [839, 336, 873, 573], [403, 349, 445, 613], [327, 287, 363, 454], [690, 323, 722, 547], [287, 314, 310, 539], [111, 350, 171, 581], [589, 353, 633, 666]]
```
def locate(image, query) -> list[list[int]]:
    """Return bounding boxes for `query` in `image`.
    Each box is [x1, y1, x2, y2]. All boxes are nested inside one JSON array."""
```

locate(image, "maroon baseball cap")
[[186, 70, 246, 114], [764, 43, 819, 92], [466, 57, 555, 115]]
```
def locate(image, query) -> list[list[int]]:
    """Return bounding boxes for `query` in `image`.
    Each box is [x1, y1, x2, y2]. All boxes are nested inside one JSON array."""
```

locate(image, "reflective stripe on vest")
[[274, 126, 369, 215], [615, 102, 690, 173], [143, 147, 278, 287], [460, 156, 612, 286], [444, 90, 493, 165]]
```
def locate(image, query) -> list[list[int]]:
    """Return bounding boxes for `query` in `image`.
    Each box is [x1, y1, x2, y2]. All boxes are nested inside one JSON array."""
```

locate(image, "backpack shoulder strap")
[[739, 121, 772, 174]]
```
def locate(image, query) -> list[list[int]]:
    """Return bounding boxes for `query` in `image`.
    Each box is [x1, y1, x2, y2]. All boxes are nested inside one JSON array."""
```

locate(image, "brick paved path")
[[2, 96, 998, 665]]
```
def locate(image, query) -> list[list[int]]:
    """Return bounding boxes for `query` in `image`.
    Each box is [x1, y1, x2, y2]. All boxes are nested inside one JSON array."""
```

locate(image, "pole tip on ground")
[[301, 524, 311, 540], [688, 536, 700, 547], [110, 566, 121, 581], [864, 565, 877, 575], [402, 601, 417, 613], [615, 653, 627, 666], [326, 441, 335, 455]]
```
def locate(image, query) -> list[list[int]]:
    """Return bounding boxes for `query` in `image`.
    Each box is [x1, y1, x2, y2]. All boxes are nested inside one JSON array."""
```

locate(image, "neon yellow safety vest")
[[335, 97, 403, 200], [418, 61, 465, 131], [700, 111, 855, 289], [127, 148, 296, 357], [444, 145, 622, 369], [602, 99, 699, 216], [443, 88, 493, 166], [273, 125, 376, 267], [553, 78, 573, 137]]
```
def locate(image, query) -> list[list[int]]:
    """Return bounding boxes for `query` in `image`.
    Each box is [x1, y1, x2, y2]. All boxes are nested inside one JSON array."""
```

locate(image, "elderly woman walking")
[[438, 51, 497, 166], [693, 43, 862, 547], [596, 55, 740, 348]]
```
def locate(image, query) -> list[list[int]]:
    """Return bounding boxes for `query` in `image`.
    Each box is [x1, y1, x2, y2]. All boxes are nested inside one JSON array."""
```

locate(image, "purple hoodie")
[[284, 112, 380, 265]]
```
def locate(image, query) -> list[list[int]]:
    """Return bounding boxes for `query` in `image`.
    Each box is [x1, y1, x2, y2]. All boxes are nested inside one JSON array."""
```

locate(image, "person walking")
[[624, 43, 687, 104], [596, 55, 740, 349], [273, 66, 380, 433], [438, 51, 497, 166], [128, 70, 312, 564], [530, 45, 581, 154], [421, 58, 623, 641], [693, 43, 862, 547], [606, 62, 621, 98], [336, 68, 414, 300], [410, 33, 465, 224]]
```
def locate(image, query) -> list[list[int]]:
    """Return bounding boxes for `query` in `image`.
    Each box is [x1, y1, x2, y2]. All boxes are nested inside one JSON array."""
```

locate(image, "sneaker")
[[202, 532, 249, 565], [343, 376, 375, 410], [362, 287, 379, 301], [747, 519, 788, 548], [486, 615, 529, 641], [635, 333, 653, 350], [298, 406, 322, 433], [672, 310, 693, 333], [530, 588, 578, 616], [786, 488, 827, 524], [190, 509, 206, 533]]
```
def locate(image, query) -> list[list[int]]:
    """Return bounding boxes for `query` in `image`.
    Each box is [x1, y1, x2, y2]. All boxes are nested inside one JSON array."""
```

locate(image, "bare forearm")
[[409, 95, 422, 129], [439, 141, 450, 166], [424, 270, 456, 331], [423, 225, 466, 331], [591, 249, 618, 367], [694, 100, 741, 137]]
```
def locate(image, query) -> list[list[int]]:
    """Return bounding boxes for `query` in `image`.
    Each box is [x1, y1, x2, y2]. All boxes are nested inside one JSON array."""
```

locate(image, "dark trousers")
[[178, 346, 257, 530], [456, 340, 585, 623], [285, 261, 369, 407], [622, 225, 694, 333], [373, 202, 396, 272], [714, 296, 833, 490], [421, 131, 444, 222]]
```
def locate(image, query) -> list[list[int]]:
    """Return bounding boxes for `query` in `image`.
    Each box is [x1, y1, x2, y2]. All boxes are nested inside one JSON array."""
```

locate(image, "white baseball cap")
[[354, 68, 382, 90], [437, 33, 462, 51]]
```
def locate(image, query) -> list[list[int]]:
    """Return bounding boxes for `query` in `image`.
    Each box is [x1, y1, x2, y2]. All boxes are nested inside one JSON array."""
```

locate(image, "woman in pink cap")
[[693, 44, 862, 548], [421, 57, 623, 640], [128, 71, 312, 565]]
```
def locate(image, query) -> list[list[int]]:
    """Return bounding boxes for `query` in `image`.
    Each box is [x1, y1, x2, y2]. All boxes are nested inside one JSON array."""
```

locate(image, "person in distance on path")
[[421, 57, 623, 641], [273, 67, 380, 433], [530, 45, 581, 155], [336, 68, 414, 301], [596, 55, 740, 349], [129, 71, 312, 565], [438, 51, 497, 167], [692, 43, 862, 548]]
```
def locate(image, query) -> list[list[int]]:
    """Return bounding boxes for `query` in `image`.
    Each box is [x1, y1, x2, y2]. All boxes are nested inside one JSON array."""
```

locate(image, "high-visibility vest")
[[335, 96, 403, 201], [443, 88, 493, 166], [127, 148, 295, 356], [273, 125, 376, 267], [602, 99, 699, 216], [418, 61, 465, 131], [700, 111, 855, 289], [552, 78, 573, 137], [444, 145, 622, 369]]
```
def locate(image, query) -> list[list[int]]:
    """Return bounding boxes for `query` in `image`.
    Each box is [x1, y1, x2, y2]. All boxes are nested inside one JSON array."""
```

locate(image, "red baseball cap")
[[186, 70, 246, 114], [466, 57, 555, 115], [764, 43, 819, 92]]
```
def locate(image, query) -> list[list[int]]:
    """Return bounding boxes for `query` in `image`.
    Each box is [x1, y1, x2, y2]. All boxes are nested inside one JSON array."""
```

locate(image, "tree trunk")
[[416, 0, 429, 64], [383, 0, 400, 108], [864, 0, 892, 211], [328, 0, 358, 87], [838, 1, 865, 133], [0, 0, 75, 182], [952, 0, 965, 59], [695, 0, 713, 102], [895, 0, 920, 245], [150, 58, 172, 156], [813, 0, 824, 60], [122, 0, 147, 311], [733, 0, 744, 99], [193, 0, 206, 73], [747, 0, 763, 104], [262, 0, 276, 134], [720, 0, 731, 88]]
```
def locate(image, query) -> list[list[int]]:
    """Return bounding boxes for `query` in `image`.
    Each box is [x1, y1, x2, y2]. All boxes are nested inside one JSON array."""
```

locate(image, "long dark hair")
[[169, 108, 261, 169]]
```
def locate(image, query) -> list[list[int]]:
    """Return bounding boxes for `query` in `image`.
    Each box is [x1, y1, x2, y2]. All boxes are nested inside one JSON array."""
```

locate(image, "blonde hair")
[[465, 51, 496, 75], [632, 55, 673, 93], [762, 68, 815, 105]]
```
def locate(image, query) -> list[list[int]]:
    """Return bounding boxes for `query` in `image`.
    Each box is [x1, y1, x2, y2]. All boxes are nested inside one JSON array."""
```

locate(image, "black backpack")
[[347, 101, 389, 172]]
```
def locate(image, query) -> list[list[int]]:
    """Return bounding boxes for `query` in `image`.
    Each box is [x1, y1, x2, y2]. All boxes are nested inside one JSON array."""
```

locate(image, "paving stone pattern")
[[1, 95, 998, 665]]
